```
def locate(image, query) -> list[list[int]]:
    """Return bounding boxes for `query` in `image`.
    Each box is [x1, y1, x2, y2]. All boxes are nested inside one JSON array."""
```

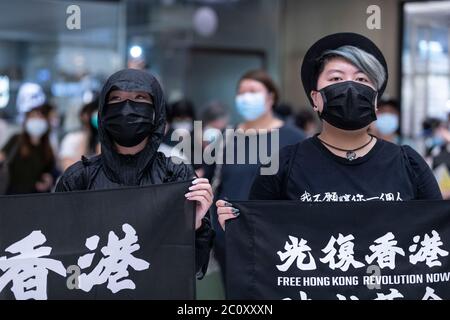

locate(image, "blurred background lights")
[[129, 45, 143, 58]]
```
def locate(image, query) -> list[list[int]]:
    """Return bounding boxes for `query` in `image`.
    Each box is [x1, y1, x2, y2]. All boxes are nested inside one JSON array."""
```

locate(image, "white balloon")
[[193, 7, 218, 37]]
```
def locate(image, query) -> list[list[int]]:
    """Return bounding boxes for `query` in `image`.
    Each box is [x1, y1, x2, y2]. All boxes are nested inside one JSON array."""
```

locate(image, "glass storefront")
[[402, 1, 450, 138], [0, 0, 281, 137], [0, 0, 125, 134]]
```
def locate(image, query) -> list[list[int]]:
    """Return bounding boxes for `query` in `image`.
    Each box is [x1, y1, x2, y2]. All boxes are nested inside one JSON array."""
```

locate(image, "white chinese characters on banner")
[[422, 286, 442, 300], [283, 291, 311, 300], [276, 236, 317, 272], [336, 294, 359, 300], [276, 231, 440, 272], [409, 230, 449, 268], [300, 191, 403, 202], [0, 231, 66, 300], [365, 232, 405, 270], [283, 287, 443, 301], [77, 223, 150, 293], [320, 234, 365, 272], [276, 231, 448, 300], [0, 223, 149, 300], [374, 288, 404, 300]]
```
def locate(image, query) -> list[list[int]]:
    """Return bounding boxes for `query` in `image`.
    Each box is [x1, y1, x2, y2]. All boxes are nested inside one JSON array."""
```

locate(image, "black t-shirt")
[[250, 135, 443, 201]]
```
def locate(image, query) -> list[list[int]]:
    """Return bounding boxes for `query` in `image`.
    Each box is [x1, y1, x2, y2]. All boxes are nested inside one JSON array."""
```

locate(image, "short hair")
[[377, 99, 400, 113], [295, 109, 316, 130], [316, 45, 386, 90], [80, 98, 99, 117], [201, 101, 228, 123], [167, 99, 196, 122], [239, 70, 279, 106]]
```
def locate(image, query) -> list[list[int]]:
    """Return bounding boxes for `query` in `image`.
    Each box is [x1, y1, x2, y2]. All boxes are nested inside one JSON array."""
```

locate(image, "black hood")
[[98, 69, 166, 185]]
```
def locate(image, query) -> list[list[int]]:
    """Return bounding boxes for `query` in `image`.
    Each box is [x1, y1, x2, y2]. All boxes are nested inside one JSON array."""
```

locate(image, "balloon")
[[193, 7, 218, 37]]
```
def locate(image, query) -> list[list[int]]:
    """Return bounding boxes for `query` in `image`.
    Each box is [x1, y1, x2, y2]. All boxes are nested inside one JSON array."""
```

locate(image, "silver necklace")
[[317, 135, 374, 161]]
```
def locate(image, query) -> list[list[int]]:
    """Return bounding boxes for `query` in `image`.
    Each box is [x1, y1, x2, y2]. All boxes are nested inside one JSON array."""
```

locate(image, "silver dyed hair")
[[320, 45, 386, 90]]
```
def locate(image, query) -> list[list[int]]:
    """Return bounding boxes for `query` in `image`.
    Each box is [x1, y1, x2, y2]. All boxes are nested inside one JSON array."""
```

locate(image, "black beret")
[[300, 32, 388, 106]]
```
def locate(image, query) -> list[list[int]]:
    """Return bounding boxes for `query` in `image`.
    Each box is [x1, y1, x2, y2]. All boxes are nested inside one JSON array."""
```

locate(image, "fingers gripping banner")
[[226, 201, 450, 300], [0, 181, 195, 300]]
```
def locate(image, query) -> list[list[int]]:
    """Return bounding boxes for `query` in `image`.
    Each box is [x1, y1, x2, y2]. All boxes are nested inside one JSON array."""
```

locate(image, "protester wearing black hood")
[[56, 69, 214, 278]]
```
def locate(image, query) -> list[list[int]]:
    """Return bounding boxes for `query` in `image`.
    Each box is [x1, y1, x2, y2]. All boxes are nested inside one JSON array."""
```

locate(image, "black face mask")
[[318, 81, 377, 130], [103, 99, 155, 147]]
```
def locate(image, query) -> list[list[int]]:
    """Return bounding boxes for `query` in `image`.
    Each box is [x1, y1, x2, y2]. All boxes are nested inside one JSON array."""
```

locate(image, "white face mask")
[[172, 120, 193, 132], [25, 118, 48, 138]]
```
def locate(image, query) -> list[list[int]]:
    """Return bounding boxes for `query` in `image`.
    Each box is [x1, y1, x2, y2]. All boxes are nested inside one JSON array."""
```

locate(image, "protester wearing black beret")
[[217, 32, 442, 228]]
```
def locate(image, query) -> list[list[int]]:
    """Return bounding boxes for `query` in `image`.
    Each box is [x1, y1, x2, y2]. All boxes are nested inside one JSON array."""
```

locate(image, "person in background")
[[163, 99, 196, 148], [211, 69, 305, 285], [16, 82, 46, 124], [201, 101, 229, 142], [197, 101, 229, 179], [0, 105, 56, 194], [41, 102, 62, 158], [273, 102, 295, 125], [370, 99, 406, 145], [423, 117, 450, 200], [422, 118, 450, 200], [161, 99, 200, 170], [59, 98, 100, 171], [295, 108, 320, 137], [422, 118, 449, 159], [0, 110, 10, 149]]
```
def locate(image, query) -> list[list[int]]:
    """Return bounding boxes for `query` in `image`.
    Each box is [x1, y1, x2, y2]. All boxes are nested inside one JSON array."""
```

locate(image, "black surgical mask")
[[103, 99, 155, 147], [317, 81, 377, 130]]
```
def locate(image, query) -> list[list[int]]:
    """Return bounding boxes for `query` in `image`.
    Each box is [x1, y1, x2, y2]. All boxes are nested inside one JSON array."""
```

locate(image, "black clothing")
[[250, 136, 442, 201], [2, 134, 55, 194], [55, 69, 214, 278]]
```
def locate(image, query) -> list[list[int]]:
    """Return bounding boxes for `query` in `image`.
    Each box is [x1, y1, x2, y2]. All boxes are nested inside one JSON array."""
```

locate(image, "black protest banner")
[[0, 180, 195, 300], [226, 200, 450, 300]]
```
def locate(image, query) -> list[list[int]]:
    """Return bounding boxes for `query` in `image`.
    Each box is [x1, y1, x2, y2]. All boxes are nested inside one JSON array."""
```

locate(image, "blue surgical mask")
[[25, 118, 48, 138], [235, 92, 266, 121], [432, 136, 446, 147], [376, 113, 399, 135]]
